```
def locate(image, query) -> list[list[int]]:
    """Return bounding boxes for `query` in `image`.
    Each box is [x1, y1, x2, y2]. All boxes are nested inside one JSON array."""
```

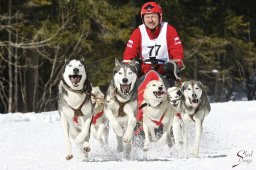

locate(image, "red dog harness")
[[150, 113, 165, 126], [92, 111, 104, 125]]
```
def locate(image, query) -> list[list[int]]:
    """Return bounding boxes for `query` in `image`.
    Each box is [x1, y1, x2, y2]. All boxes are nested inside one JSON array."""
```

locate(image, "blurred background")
[[0, 0, 256, 113]]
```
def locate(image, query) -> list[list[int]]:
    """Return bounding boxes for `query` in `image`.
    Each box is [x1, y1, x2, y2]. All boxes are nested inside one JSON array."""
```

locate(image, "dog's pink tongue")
[[71, 77, 80, 84], [122, 85, 129, 93]]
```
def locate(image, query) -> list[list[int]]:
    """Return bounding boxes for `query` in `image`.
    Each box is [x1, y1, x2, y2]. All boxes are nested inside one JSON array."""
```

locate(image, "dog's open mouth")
[[189, 98, 199, 107], [153, 91, 165, 98], [192, 99, 199, 104], [69, 75, 82, 86], [172, 103, 179, 107], [120, 84, 131, 95]]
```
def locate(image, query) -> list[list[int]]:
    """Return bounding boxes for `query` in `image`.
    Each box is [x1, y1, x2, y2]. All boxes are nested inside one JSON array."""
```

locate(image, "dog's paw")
[[123, 133, 132, 143], [83, 142, 91, 153], [83, 147, 91, 153], [65, 155, 73, 160], [91, 86, 104, 104], [91, 98, 96, 104], [143, 144, 149, 152]]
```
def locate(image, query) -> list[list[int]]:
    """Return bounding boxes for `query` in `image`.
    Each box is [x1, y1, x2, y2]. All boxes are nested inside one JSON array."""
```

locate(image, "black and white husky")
[[171, 81, 211, 157], [58, 59, 94, 160], [103, 59, 138, 159]]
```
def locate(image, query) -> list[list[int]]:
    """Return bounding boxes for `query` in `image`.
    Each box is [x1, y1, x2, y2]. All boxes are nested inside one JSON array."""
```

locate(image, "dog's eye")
[[187, 88, 191, 90], [118, 72, 122, 75], [79, 64, 82, 67], [152, 84, 156, 86], [128, 72, 132, 75], [68, 64, 72, 67]]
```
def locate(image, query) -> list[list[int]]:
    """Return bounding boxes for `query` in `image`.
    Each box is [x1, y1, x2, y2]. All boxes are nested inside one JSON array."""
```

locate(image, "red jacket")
[[123, 23, 184, 74]]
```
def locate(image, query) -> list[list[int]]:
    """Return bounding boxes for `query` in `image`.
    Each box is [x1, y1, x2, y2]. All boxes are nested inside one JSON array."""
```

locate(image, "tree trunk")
[[14, 11, 19, 112], [8, 0, 13, 113], [32, 53, 39, 112]]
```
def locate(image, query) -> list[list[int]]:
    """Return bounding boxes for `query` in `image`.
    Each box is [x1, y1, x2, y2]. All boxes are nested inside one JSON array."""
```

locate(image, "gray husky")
[[173, 80, 211, 157], [58, 59, 94, 160], [104, 59, 138, 159]]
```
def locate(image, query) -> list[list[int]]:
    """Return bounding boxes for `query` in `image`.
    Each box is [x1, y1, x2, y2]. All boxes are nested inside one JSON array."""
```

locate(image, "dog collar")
[[139, 103, 148, 110], [139, 101, 162, 110], [148, 102, 162, 108]]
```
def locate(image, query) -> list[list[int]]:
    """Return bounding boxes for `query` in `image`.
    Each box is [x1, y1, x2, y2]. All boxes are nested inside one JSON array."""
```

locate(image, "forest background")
[[0, 0, 256, 113]]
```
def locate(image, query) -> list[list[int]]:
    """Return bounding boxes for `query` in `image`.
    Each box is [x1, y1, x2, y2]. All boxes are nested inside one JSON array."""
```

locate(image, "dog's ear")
[[115, 58, 121, 66], [197, 81, 203, 88], [181, 82, 186, 92], [65, 59, 70, 63], [177, 89, 182, 96], [79, 59, 87, 70], [128, 60, 136, 67], [62, 59, 70, 74], [80, 58, 84, 62]]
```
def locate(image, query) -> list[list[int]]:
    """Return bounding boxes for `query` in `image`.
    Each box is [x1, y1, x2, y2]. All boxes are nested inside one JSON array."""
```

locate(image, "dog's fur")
[[172, 80, 211, 157], [103, 59, 138, 159], [90, 86, 109, 148], [142, 80, 173, 151], [58, 59, 94, 160]]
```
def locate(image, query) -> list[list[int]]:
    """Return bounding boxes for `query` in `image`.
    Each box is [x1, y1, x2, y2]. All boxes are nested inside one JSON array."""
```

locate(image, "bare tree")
[[7, 0, 13, 113], [0, 9, 68, 113]]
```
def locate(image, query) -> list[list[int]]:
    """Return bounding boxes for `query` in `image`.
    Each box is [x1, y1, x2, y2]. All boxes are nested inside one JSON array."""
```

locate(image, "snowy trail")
[[0, 101, 256, 170]]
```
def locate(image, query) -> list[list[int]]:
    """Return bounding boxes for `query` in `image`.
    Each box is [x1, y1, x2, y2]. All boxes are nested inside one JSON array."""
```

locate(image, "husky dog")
[[179, 80, 211, 157], [90, 86, 109, 148], [58, 59, 94, 160], [142, 80, 173, 151], [167, 87, 184, 147], [104, 59, 138, 159]]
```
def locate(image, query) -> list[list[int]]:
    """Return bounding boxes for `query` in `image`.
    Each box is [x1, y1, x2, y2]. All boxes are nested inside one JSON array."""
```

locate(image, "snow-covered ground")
[[0, 101, 255, 170]]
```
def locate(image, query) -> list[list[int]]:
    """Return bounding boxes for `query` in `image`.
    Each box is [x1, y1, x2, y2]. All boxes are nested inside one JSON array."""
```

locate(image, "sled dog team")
[[58, 59, 211, 160]]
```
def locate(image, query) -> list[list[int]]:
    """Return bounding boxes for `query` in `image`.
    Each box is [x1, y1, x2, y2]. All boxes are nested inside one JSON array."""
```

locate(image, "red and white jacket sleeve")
[[166, 25, 184, 68], [123, 28, 141, 63]]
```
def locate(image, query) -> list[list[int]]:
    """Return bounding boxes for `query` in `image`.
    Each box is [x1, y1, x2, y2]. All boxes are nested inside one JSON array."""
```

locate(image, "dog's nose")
[[158, 86, 163, 91], [122, 78, 128, 84], [192, 93, 197, 98], [73, 68, 79, 74]]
